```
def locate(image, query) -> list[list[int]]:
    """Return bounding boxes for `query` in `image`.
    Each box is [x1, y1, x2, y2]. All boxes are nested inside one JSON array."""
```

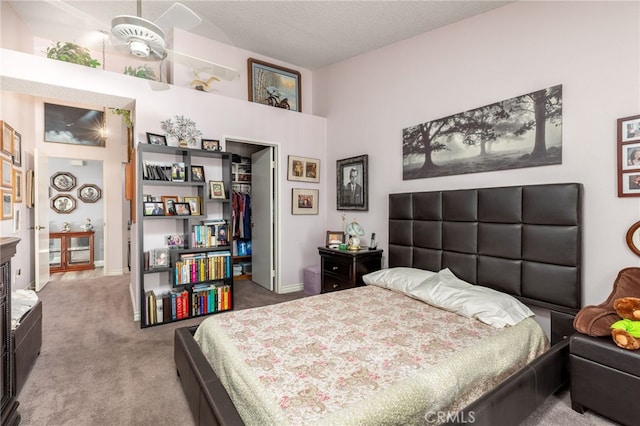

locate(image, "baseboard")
[[279, 282, 304, 294]]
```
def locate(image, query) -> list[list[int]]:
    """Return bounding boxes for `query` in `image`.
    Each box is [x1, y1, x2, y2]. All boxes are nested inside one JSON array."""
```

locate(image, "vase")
[[179, 139, 188, 148]]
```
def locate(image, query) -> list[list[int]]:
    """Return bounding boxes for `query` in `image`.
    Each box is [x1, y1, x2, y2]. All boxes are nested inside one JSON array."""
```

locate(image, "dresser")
[[1, 237, 20, 426], [318, 247, 383, 293]]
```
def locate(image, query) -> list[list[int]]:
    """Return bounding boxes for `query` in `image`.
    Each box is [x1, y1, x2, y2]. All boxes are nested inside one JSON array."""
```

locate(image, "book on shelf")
[[173, 250, 232, 285], [191, 219, 230, 248]]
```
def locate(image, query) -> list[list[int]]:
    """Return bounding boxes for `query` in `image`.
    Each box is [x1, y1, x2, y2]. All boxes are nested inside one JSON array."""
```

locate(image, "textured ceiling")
[[8, 0, 513, 70]]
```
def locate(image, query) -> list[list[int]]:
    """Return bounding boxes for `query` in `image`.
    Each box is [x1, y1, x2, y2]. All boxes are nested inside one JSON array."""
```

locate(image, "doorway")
[[226, 139, 279, 292]]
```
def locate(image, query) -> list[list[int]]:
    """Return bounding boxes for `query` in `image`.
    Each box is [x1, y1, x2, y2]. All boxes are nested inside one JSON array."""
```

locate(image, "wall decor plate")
[[51, 194, 77, 213], [51, 172, 76, 191], [78, 184, 101, 203]]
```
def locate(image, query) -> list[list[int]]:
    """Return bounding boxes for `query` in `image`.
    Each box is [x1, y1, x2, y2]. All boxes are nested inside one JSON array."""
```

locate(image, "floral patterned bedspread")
[[194, 285, 549, 425]]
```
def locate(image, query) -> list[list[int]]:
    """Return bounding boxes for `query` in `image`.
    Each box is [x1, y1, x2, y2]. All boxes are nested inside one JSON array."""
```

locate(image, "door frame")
[[223, 136, 281, 293]]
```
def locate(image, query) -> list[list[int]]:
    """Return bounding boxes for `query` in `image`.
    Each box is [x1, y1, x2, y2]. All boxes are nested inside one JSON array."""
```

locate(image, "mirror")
[[626, 221, 640, 256]]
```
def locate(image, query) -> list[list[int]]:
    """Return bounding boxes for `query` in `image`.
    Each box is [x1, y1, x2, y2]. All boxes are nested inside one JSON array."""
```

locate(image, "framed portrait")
[[209, 181, 226, 199], [51, 172, 76, 192], [12, 131, 21, 166], [152, 248, 169, 268], [326, 231, 345, 248], [202, 139, 220, 151], [1, 157, 12, 188], [44, 103, 105, 147], [1, 120, 13, 156], [618, 115, 640, 197], [143, 201, 165, 216], [191, 165, 205, 182], [171, 162, 186, 182], [78, 184, 101, 203], [336, 154, 368, 211], [174, 202, 192, 216], [1, 190, 12, 220], [291, 188, 319, 215], [51, 194, 77, 214], [146, 132, 167, 145], [287, 155, 320, 183], [161, 195, 178, 215], [183, 196, 201, 215], [13, 169, 22, 203], [166, 234, 186, 248], [248, 58, 301, 112]]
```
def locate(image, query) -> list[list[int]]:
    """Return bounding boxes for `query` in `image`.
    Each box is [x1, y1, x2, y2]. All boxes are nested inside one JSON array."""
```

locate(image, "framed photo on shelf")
[[143, 201, 165, 216], [77, 184, 101, 203], [161, 195, 178, 215], [1, 190, 12, 220], [287, 155, 319, 183], [248, 58, 301, 112], [202, 139, 220, 151], [166, 234, 187, 248], [209, 181, 226, 199], [183, 196, 201, 215], [50, 171, 76, 191], [146, 132, 167, 145], [1, 120, 13, 156], [618, 114, 640, 197], [291, 188, 319, 215], [12, 131, 21, 166], [191, 165, 205, 182], [336, 154, 368, 210], [174, 202, 191, 216], [326, 231, 345, 248], [171, 162, 186, 182], [151, 248, 169, 268]]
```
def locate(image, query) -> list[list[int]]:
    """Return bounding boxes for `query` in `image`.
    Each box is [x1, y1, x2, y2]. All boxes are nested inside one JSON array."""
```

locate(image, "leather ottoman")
[[570, 333, 640, 426]]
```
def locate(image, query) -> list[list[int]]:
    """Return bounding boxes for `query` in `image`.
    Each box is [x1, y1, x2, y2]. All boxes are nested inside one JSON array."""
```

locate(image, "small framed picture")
[[292, 188, 319, 215], [326, 231, 345, 248], [152, 248, 169, 268], [1, 157, 12, 188], [13, 169, 22, 203], [209, 181, 226, 199], [191, 165, 205, 182], [146, 132, 167, 145], [1, 121, 14, 156], [183, 196, 201, 215], [618, 115, 640, 197], [161, 195, 179, 215], [202, 139, 220, 151], [12, 131, 21, 166], [171, 162, 186, 182], [174, 202, 192, 216], [144, 201, 165, 216], [166, 234, 186, 248], [287, 155, 320, 183], [336, 154, 368, 211], [77, 184, 101, 203], [621, 115, 640, 143], [1, 190, 12, 220], [51, 172, 76, 192]]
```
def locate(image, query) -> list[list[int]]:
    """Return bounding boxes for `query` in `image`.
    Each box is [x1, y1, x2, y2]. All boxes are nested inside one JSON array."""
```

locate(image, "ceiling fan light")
[[129, 39, 150, 58]]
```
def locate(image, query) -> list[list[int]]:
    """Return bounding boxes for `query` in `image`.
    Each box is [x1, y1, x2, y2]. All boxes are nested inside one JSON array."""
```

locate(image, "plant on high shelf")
[[45, 41, 101, 68], [123, 65, 157, 81], [161, 115, 202, 148]]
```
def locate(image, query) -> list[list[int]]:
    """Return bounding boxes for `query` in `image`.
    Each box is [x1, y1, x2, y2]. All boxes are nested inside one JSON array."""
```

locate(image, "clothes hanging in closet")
[[232, 191, 251, 239]]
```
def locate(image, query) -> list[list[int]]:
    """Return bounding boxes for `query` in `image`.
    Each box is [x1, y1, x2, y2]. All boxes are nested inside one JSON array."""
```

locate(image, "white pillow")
[[362, 267, 437, 293], [409, 269, 534, 328]]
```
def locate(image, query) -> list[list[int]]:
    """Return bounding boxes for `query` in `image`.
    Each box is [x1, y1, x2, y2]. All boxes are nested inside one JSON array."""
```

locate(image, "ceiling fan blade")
[[165, 49, 240, 82], [44, 0, 111, 33], [154, 3, 202, 33]]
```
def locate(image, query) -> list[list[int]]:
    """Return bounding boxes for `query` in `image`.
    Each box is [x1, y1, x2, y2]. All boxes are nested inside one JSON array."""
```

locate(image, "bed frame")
[[175, 182, 583, 426]]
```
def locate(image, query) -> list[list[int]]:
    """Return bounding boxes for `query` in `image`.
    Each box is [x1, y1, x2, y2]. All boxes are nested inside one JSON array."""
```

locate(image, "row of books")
[[174, 251, 232, 285], [192, 219, 230, 248], [143, 284, 232, 326], [142, 161, 187, 182]]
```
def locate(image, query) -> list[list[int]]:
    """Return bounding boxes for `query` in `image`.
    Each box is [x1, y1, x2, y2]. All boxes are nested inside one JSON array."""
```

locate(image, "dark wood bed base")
[[175, 183, 583, 425]]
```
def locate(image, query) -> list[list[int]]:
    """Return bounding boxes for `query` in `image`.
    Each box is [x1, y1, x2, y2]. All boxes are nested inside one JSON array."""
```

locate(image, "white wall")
[[313, 1, 640, 307]]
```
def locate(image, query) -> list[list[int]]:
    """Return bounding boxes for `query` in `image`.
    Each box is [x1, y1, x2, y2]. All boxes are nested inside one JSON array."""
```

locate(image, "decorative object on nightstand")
[[318, 246, 382, 293], [345, 220, 364, 251]]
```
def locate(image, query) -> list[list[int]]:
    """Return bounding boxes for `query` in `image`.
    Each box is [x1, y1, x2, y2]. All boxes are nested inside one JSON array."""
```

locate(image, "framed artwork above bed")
[[617, 114, 640, 197]]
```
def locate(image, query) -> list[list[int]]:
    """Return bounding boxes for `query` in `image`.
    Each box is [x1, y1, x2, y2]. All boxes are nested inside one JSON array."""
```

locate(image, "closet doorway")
[[227, 139, 278, 292]]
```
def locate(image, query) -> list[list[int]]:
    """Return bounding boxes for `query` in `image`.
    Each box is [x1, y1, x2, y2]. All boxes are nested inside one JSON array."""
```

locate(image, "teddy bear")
[[610, 297, 640, 350]]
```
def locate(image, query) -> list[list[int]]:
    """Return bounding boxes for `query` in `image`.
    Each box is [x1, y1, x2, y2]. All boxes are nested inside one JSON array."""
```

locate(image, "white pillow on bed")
[[409, 268, 534, 328], [362, 267, 437, 293]]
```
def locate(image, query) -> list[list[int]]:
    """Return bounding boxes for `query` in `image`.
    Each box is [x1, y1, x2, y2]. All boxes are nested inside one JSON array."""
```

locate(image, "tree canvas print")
[[402, 85, 562, 179]]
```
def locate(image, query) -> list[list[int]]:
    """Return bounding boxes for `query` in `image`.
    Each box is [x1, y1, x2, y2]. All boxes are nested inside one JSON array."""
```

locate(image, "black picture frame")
[[143, 201, 165, 216], [146, 132, 167, 145], [174, 202, 192, 216], [201, 139, 220, 151], [336, 154, 368, 211], [191, 165, 205, 182]]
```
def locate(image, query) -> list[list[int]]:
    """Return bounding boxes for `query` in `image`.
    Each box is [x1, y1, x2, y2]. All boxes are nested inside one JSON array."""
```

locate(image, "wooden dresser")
[[1, 237, 20, 426], [318, 247, 383, 293]]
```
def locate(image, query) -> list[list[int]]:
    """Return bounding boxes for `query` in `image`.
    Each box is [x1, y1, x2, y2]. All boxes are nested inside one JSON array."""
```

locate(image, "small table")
[[318, 247, 383, 293]]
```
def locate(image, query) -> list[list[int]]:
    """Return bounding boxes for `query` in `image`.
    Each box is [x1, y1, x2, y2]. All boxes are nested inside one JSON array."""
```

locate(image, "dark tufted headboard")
[[388, 183, 582, 314]]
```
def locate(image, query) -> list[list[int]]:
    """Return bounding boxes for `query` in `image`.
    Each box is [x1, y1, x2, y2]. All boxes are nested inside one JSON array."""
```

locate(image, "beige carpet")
[[16, 274, 618, 425]]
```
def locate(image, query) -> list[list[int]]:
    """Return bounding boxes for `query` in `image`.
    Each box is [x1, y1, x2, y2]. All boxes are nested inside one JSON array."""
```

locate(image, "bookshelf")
[[137, 143, 233, 328]]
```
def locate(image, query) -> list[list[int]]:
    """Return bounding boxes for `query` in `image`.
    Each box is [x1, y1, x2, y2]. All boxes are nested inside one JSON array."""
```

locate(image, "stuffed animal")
[[611, 297, 640, 350]]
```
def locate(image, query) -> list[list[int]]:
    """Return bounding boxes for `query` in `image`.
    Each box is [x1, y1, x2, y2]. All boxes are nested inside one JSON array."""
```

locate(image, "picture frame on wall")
[[1, 158, 12, 188], [13, 169, 22, 203], [1, 121, 13, 156], [51, 172, 76, 192], [2, 190, 12, 220], [12, 131, 21, 166], [336, 154, 368, 211], [617, 114, 640, 197], [78, 184, 102, 203], [44, 103, 105, 147], [292, 188, 319, 215], [248, 58, 301, 112], [287, 155, 320, 183], [51, 194, 77, 214]]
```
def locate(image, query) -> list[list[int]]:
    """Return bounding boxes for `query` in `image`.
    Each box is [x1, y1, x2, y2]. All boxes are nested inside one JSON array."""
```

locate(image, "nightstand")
[[318, 247, 383, 293]]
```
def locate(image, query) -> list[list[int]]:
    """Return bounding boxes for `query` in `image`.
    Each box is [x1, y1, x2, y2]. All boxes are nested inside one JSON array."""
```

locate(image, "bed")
[[174, 182, 582, 425]]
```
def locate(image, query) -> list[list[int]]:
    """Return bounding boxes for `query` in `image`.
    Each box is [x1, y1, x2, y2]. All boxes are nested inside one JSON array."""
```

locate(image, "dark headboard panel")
[[388, 183, 582, 314]]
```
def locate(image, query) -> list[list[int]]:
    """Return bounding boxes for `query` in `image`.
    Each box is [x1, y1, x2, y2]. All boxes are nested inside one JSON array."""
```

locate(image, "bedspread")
[[194, 285, 548, 425]]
